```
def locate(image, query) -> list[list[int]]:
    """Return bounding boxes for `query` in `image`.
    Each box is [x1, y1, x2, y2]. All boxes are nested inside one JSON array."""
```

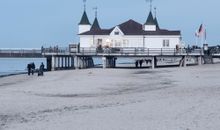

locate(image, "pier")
[[2, 45, 220, 71], [42, 46, 211, 71], [0, 49, 42, 58]]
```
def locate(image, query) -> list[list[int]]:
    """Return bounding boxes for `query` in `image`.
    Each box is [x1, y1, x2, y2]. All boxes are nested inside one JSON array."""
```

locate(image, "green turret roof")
[[79, 11, 91, 25], [145, 11, 155, 25], [91, 17, 101, 30]]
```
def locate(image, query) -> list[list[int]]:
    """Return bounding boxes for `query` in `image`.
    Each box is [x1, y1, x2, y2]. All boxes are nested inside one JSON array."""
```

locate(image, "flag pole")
[[195, 34, 198, 47]]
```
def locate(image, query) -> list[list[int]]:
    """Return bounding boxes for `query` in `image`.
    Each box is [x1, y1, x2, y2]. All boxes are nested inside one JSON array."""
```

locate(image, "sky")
[[0, 0, 219, 48]]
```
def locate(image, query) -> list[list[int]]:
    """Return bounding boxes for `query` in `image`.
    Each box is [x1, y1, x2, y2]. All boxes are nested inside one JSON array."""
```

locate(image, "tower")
[[144, 0, 156, 31], [144, 11, 156, 31], [78, 0, 91, 34], [90, 7, 101, 30], [154, 7, 160, 30]]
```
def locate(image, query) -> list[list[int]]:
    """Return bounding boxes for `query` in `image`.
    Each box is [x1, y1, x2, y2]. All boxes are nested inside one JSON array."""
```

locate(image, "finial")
[[83, 0, 86, 11], [145, 0, 153, 11], [93, 7, 98, 17], [154, 7, 157, 18]]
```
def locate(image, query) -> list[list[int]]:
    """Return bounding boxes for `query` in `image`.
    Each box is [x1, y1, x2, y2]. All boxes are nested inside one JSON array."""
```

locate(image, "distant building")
[[78, 9, 181, 49]]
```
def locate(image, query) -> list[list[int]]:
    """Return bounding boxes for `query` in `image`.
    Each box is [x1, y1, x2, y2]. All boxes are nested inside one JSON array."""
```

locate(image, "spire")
[[154, 7, 159, 29], [150, 0, 152, 11], [91, 17, 101, 30], [91, 7, 101, 30], [83, 0, 86, 11], [145, 11, 155, 25], [79, 11, 91, 25], [145, 0, 153, 11], [79, 0, 90, 25]]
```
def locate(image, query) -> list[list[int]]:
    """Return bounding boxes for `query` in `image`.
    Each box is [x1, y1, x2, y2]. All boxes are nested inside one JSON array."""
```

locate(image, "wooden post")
[[67, 57, 70, 68], [57, 57, 60, 69], [74, 56, 79, 69], [198, 56, 203, 66], [183, 56, 187, 67], [102, 57, 107, 69], [151, 56, 155, 69], [61, 57, 64, 68], [52, 56, 56, 71], [71, 56, 74, 69], [46, 57, 52, 71]]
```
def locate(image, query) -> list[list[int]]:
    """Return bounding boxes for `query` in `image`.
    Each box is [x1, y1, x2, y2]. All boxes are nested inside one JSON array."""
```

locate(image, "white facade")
[[79, 25, 91, 34], [80, 27, 181, 49], [144, 25, 156, 31], [78, 11, 181, 49]]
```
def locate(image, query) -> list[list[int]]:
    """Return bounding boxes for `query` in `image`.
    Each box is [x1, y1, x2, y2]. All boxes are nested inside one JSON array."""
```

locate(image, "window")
[[115, 40, 121, 47], [97, 39, 102, 45], [163, 40, 170, 47], [114, 31, 119, 35], [123, 40, 129, 47]]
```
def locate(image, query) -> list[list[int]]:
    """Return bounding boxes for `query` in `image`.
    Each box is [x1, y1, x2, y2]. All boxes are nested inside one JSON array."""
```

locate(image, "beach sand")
[[0, 64, 220, 130]]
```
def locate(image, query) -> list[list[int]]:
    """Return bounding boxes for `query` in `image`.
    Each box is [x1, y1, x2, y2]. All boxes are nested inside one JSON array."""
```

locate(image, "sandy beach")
[[0, 64, 220, 130]]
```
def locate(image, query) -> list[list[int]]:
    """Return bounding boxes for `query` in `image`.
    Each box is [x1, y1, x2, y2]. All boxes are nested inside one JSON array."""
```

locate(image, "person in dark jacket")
[[31, 63, 35, 75], [135, 60, 139, 68], [38, 62, 45, 76], [27, 63, 31, 75], [139, 60, 143, 68]]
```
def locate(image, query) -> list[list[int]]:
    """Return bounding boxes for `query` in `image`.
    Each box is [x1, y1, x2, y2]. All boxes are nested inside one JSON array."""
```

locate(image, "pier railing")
[[41, 47, 70, 55], [0, 49, 42, 58], [41, 46, 204, 56], [78, 47, 204, 56]]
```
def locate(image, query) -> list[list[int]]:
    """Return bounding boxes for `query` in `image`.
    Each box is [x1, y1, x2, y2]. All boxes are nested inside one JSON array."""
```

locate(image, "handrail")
[[77, 47, 203, 56]]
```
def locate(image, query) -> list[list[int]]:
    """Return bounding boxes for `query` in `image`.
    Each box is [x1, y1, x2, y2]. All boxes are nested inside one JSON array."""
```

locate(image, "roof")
[[79, 19, 180, 36], [79, 11, 91, 25], [90, 17, 101, 30], [145, 11, 155, 25], [117, 19, 143, 35], [143, 29, 181, 35], [154, 17, 160, 29], [80, 29, 113, 35]]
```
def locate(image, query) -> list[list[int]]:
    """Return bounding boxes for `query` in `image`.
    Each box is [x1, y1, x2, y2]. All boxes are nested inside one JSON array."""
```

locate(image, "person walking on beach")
[[38, 62, 45, 76], [139, 60, 143, 68], [135, 60, 139, 68], [27, 63, 31, 75], [31, 63, 35, 75]]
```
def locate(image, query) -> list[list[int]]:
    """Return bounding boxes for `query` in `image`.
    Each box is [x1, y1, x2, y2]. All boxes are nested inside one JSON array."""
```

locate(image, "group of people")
[[27, 62, 45, 76], [135, 59, 152, 68]]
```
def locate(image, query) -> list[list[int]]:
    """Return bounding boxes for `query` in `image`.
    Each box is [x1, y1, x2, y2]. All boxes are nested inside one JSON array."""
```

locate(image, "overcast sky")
[[0, 0, 219, 48]]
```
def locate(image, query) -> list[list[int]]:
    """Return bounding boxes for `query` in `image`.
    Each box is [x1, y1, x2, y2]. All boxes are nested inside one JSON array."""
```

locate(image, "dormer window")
[[114, 31, 119, 35]]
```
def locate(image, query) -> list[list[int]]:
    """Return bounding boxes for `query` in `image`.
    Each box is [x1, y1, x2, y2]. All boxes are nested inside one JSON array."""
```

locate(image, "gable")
[[110, 26, 124, 36]]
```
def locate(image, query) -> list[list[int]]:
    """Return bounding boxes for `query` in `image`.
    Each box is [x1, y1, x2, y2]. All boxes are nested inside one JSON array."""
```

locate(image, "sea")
[[0, 58, 46, 77], [0, 58, 135, 77]]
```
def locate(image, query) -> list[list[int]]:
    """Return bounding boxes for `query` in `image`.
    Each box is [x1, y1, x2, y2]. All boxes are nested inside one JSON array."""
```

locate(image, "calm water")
[[0, 58, 135, 77], [0, 58, 46, 76]]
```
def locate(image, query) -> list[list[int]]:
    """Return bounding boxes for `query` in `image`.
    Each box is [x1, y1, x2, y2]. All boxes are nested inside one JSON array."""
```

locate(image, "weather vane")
[[83, 0, 87, 11], [93, 7, 98, 17], [154, 7, 157, 17], [145, 0, 153, 11]]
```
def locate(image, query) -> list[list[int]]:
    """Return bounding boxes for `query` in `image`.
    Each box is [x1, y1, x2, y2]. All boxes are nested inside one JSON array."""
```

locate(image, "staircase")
[[203, 55, 213, 64]]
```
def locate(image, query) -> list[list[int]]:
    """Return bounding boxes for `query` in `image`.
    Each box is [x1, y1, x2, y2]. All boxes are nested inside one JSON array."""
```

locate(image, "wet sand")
[[0, 64, 220, 130]]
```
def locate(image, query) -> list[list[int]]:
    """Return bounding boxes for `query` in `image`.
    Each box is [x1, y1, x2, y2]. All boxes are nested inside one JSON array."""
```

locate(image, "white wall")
[[80, 35, 181, 49], [144, 25, 156, 31], [80, 36, 93, 48], [144, 36, 181, 48], [79, 25, 91, 34]]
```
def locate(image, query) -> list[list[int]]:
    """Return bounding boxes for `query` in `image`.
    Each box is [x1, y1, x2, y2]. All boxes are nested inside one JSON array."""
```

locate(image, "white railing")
[[78, 47, 203, 56]]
